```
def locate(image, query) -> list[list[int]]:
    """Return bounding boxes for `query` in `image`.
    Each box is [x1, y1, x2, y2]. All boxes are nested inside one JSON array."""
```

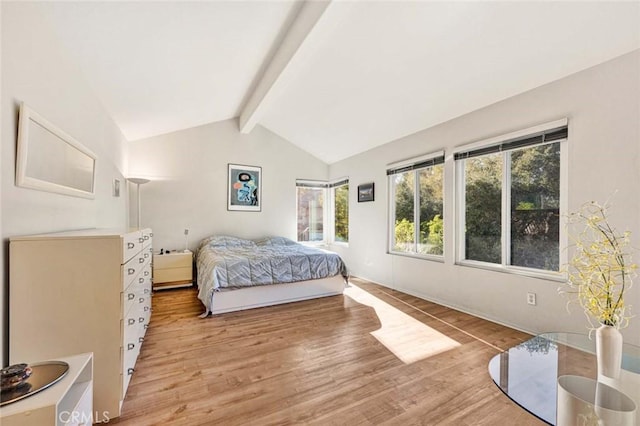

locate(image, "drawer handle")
[[138, 237, 144, 243], [139, 277, 144, 284], [139, 258, 145, 264], [144, 253, 149, 258], [144, 288, 150, 294], [144, 271, 150, 276], [150, 233, 153, 237], [138, 337, 144, 343], [144, 324, 149, 329], [127, 343, 135, 351], [128, 318, 135, 325], [144, 307, 150, 312], [139, 317, 145, 323], [144, 235, 149, 240], [128, 293, 135, 301], [127, 242, 135, 249], [128, 368, 135, 375], [128, 268, 135, 276], [139, 297, 144, 303]]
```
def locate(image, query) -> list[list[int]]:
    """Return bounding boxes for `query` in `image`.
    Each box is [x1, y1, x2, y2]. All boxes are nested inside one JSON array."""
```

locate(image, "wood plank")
[[110, 278, 545, 425]]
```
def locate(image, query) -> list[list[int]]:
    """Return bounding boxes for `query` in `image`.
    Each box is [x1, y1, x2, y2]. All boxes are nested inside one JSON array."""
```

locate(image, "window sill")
[[455, 259, 566, 282], [387, 251, 445, 263], [331, 241, 349, 248]]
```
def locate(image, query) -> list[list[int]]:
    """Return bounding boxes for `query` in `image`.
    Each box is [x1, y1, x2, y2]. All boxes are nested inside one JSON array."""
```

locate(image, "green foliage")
[[516, 201, 535, 210], [427, 214, 444, 254], [511, 143, 560, 210], [393, 173, 414, 222], [395, 219, 415, 245], [334, 185, 349, 242], [392, 165, 444, 254], [462, 143, 561, 267], [464, 155, 502, 263], [388, 142, 560, 265]]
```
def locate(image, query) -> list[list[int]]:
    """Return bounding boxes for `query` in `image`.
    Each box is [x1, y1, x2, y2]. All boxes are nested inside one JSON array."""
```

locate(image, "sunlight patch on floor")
[[344, 284, 461, 364]]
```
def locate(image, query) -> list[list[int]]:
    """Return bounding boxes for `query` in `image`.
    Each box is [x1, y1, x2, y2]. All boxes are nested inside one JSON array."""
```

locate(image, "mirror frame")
[[16, 103, 97, 199]]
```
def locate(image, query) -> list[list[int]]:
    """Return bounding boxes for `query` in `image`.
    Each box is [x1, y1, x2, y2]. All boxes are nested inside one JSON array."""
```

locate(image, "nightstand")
[[153, 250, 193, 290]]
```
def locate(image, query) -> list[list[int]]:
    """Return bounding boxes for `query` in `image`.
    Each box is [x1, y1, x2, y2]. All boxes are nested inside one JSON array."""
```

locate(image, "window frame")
[[387, 151, 445, 261], [454, 119, 568, 280], [296, 178, 349, 246]]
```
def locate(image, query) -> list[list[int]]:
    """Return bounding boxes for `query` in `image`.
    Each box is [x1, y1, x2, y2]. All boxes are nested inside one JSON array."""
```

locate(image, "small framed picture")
[[228, 164, 262, 211], [113, 179, 121, 197], [358, 182, 375, 202]]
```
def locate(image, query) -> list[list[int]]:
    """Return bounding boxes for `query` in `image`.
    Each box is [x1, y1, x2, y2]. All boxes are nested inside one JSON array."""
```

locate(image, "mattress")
[[196, 236, 348, 312]]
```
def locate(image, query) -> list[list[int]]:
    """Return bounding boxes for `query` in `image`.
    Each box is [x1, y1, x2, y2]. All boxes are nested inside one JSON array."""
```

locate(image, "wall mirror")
[[16, 103, 97, 199]]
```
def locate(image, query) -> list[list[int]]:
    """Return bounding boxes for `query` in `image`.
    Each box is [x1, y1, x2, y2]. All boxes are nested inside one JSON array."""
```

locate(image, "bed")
[[195, 236, 348, 316]]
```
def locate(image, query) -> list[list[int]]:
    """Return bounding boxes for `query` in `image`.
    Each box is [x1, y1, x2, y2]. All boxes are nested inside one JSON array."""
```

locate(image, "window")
[[455, 122, 567, 273], [388, 153, 444, 257], [296, 183, 325, 242], [332, 181, 349, 243], [296, 179, 349, 244]]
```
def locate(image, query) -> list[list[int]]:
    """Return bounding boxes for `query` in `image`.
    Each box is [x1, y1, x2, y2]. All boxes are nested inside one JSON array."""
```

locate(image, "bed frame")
[[204, 275, 346, 316]]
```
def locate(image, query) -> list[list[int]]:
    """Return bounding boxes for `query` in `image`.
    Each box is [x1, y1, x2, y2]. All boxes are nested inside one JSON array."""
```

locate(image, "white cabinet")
[[9, 229, 152, 420], [153, 250, 193, 290], [0, 353, 93, 426]]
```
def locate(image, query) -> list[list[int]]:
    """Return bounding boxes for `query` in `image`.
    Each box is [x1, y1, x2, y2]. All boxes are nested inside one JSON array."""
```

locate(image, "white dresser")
[[9, 228, 152, 419]]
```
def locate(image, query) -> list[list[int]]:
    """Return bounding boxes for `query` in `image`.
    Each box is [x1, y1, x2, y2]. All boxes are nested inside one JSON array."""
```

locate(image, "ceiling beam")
[[239, 0, 331, 134]]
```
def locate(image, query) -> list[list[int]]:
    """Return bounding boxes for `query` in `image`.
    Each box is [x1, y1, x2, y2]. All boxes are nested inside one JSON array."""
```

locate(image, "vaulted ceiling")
[[33, 1, 640, 164]]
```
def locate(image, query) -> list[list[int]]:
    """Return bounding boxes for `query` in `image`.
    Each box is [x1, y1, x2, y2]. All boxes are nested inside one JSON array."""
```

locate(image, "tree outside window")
[[390, 164, 444, 256], [334, 184, 349, 243], [461, 141, 561, 271]]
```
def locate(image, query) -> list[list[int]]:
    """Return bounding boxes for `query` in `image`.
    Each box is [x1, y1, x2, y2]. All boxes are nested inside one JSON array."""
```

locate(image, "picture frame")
[[358, 182, 375, 202], [228, 164, 262, 211], [16, 103, 97, 199]]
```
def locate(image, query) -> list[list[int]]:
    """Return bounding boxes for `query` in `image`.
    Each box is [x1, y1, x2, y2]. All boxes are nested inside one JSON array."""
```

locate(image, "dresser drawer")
[[141, 247, 152, 264], [122, 318, 139, 352], [122, 252, 151, 290], [121, 289, 138, 318], [120, 353, 137, 400], [141, 229, 152, 249], [122, 262, 141, 290], [153, 252, 191, 269], [122, 231, 143, 263], [154, 267, 192, 284]]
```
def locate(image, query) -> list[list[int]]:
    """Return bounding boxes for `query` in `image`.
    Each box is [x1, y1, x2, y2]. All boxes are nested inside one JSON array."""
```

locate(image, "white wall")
[[330, 50, 640, 345], [1, 3, 130, 365], [128, 119, 328, 252]]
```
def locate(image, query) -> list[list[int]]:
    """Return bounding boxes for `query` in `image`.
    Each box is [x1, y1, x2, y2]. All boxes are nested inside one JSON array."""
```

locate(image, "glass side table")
[[488, 332, 640, 425]]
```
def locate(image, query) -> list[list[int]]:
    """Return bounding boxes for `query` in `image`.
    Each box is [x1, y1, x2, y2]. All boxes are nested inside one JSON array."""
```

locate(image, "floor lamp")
[[128, 177, 150, 229]]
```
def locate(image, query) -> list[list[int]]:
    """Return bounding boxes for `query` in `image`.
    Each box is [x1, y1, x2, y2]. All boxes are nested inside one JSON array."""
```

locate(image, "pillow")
[[254, 236, 297, 246], [198, 235, 256, 251]]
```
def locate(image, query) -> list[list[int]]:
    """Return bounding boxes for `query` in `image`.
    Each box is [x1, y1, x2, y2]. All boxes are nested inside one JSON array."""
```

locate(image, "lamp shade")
[[127, 177, 150, 185], [127, 178, 151, 229]]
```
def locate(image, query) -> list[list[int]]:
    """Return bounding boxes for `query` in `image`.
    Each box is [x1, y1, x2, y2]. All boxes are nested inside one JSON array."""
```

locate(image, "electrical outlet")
[[184, 229, 189, 236], [527, 292, 537, 306]]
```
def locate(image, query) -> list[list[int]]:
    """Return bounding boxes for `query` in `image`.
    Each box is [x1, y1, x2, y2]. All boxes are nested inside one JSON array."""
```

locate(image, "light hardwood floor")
[[111, 278, 545, 425]]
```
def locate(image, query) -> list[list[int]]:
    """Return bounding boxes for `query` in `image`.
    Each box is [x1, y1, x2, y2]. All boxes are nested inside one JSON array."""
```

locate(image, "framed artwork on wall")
[[228, 164, 262, 211], [358, 182, 375, 202]]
